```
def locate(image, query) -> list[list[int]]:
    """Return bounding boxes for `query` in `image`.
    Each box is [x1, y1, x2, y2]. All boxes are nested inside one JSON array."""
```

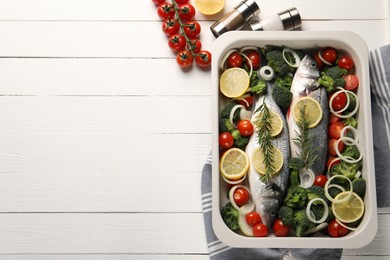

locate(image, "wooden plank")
[[0, 96, 212, 134], [0, 133, 210, 212], [0, 21, 387, 58], [0, 58, 212, 96], [0, 213, 387, 255], [0, 0, 386, 21]]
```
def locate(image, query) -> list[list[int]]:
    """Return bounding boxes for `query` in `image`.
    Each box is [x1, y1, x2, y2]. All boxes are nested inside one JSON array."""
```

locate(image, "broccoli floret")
[[352, 178, 367, 198], [284, 186, 308, 210], [219, 118, 235, 133], [272, 84, 293, 111], [311, 204, 334, 223], [220, 102, 240, 123], [293, 210, 315, 237], [274, 75, 293, 89], [306, 185, 329, 205], [231, 130, 250, 150], [251, 79, 267, 95], [288, 157, 305, 187], [334, 77, 346, 88], [331, 161, 362, 180], [221, 202, 239, 231], [318, 66, 348, 92], [265, 50, 290, 77], [343, 116, 358, 128], [345, 93, 357, 112], [342, 145, 360, 159], [317, 74, 335, 92], [278, 206, 294, 226], [325, 66, 348, 79]]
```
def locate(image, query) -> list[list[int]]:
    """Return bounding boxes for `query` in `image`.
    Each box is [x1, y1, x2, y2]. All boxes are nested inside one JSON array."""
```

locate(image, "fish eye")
[[269, 207, 277, 217], [310, 62, 317, 68]]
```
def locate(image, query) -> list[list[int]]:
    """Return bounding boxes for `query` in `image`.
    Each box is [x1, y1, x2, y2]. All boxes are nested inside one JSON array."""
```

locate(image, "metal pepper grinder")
[[248, 7, 302, 31], [210, 0, 260, 38]]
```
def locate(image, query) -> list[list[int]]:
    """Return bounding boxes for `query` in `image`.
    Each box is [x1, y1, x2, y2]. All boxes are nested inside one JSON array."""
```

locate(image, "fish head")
[[257, 183, 284, 228], [292, 54, 320, 96]]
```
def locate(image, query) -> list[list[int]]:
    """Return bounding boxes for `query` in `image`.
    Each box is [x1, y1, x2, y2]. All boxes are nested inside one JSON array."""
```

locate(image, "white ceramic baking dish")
[[211, 31, 377, 248]]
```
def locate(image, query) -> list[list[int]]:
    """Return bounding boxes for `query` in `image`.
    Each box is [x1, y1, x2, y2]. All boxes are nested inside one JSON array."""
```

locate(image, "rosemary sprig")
[[293, 104, 317, 169], [254, 100, 275, 183]]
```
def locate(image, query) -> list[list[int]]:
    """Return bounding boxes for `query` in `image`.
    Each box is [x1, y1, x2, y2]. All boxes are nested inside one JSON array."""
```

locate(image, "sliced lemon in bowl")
[[195, 0, 225, 15], [219, 67, 250, 98], [292, 96, 323, 128], [255, 110, 284, 137], [332, 191, 365, 223], [220, 148, 249, 180], [251, 146, 284, 176]]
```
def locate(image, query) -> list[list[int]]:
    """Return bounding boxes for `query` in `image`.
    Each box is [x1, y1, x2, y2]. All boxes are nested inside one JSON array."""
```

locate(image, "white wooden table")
[[0, 0, 389, 259]]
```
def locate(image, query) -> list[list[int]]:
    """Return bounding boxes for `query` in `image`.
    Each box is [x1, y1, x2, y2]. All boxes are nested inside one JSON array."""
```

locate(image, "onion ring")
[[282, 48, 301, 67], [228, 185, 255, 214], [306, 198, 329, 223], [258, 66, 275, 81], [324, 175, 353, 203]]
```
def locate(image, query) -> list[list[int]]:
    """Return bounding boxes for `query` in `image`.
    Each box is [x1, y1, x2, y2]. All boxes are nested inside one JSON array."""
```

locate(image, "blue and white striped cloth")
[[201, 45, 390, 259]]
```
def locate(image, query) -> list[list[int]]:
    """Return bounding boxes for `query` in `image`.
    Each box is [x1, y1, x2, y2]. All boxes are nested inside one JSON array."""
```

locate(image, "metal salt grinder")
[[210, 0, 260, 38], [248, 7, 302, 31]]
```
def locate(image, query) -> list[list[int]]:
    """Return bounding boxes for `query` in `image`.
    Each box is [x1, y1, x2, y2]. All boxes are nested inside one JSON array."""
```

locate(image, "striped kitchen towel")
[[201, 44, 390, 259]]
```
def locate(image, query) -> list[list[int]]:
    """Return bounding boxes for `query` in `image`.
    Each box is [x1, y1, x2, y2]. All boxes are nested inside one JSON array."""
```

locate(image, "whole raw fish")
[[245, 83, 290, 228], [286, 54, 329, 175]]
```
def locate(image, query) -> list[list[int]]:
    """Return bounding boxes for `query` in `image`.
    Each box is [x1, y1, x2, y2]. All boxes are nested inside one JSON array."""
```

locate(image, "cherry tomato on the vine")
[[219, 132, 234, 149], [246, 212, 261, 226], [272, 219, 290, 237], [183, 21, 201, 39], [162, 19, 180, 37], [157, 3, 175, 20], [338, 56, 354, 71], [329, 121, 345, 139], [233, 187, 250, 207], [314, 175, 328, 188], [328, 138, 344, 156], [152, 0, 165, 5], [344, 74, 359, 92], [321, 47, 338, 64], [328, 220, 349, 237], [195, 50, 212, 68], [187, 39, 202, 54], [245, 51, 261, 70], [178, 4, 196, 21], [253, 223, 269, 237], [175, 0, 190, 3], [176, 50, 193, 69], [331, 92, 347, 111], [227, 52, 243, 68], [237, 120, 254, 137], [168, 34, 186, 52]]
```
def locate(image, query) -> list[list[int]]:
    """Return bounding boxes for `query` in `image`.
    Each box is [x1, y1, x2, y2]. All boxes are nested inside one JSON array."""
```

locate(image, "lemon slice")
[[251, 146, 284, 175], [195, 0, 225, 15], [219, 68, 250, 98], [220, 148, 249, 180], [292, 96, 323, 128], [256, 110, 283, 137], [332, 191, 365, 223]]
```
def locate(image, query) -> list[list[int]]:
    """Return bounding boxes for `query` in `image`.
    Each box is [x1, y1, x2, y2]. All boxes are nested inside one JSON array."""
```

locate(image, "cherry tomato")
[[227, 52, 243, 68], [331, 92, 347, 112], [321, 48, 338, 64], [327, 156, 341, 169], [178, 4, 196, 21], [183, 21, 201, 39], [313, 52, 324, 70], [246, 212, 261, 226], [157, 3, 175, 20], [187, 39, 202, 54], [176, 50, 193, 69], [328, 138, 344, 156], [195, 50, 212, 69], [238, 95, 254, 108], [330, 114, 341, 124], [237, 120, 254, 137], [245, 51, 260, 70], [168, 34, 186, 52], [152, 0, 165, 5], [272, 218, 290, 237], [162, 19, 180, 37], [175, 0, 190, 3], [314, 175, 328, 188], [329, 121, 345, 139], [233, 187, 250, 207], [219, 132, 234, 149], [344, 74, 359, 92], [338, 56, 354, 71], [327, 220, 349, 237], [253, 223, 269, 237]]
